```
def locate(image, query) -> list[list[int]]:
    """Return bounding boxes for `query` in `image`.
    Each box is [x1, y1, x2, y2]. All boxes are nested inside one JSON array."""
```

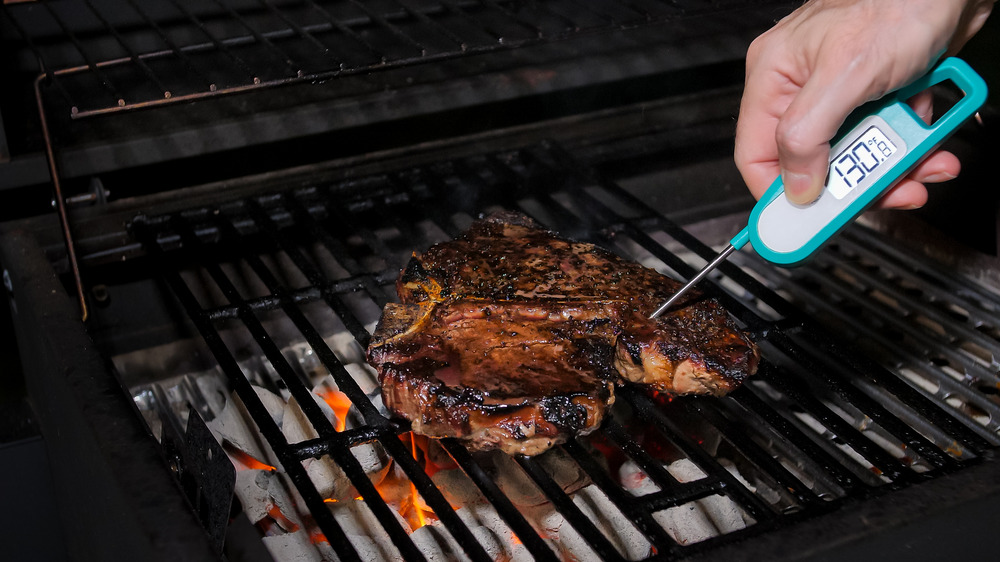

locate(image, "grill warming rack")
[[3, 0, 788, 327], [5, 0, 758, 119], [123, 140, 999, 560]]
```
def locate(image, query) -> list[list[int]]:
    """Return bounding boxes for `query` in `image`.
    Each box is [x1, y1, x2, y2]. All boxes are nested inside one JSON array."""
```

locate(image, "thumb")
[[780, 151, 829, 206], [775, 68, 877, 206]]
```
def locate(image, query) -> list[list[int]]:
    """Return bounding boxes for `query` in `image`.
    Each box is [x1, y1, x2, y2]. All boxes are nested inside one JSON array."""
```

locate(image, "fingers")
[[774, 56, 892, 205], [876, 181, 930, 210], [874, 150, 960, 210], [734, 83, 784, 200], [734, 0, 989, 210], [911, 150, 961, 184]]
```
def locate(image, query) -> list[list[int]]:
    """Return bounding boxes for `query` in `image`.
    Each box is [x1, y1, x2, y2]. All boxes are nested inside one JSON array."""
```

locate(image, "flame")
[[268, 505, 300, 532], [318, 389, 353, 432], [409, 433, 458, 478], [365, 433, 440, 530], [225, 444, 277, 472], [407, 481, 428, 529], [310, 529, 329, 545], [409, 435, 428, 529]]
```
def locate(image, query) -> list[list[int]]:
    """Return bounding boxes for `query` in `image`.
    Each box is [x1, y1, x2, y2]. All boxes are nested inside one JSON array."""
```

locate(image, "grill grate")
[[4, 0, 760, 118], [126, 140, 999, 560]]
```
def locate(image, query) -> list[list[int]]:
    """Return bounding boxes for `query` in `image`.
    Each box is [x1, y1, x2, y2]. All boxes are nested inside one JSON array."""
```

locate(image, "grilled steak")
[[396, 212, 759, 394], [367, 212, 759, 454], [368, 299, 624, 455]]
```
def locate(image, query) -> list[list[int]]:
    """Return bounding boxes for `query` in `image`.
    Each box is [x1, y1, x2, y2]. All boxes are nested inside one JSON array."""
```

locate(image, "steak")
[[367, 299, 625, 456], [395, 212, 759, 395], [367, 212, 759, 455]]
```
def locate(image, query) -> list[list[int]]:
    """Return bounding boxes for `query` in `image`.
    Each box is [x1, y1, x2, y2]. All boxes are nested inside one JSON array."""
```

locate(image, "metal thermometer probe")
[[650, 58, 987, 319]]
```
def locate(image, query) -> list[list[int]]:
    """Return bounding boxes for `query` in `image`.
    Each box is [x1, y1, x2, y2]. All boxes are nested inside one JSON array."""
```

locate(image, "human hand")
[[735, 0, 994, 208]]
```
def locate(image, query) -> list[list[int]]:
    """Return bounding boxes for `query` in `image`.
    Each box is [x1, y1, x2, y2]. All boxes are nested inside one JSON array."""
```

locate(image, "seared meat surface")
[[367, 211, 759, 455], [368, 299, 624, 455], [396, 212, 759, 395]]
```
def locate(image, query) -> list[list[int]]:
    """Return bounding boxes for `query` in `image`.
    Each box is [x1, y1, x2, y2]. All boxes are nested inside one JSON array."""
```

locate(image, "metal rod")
[[163, 0, 260, 84], [34, 74, 88, 322], [649, 244, 736, 318], [131, 220, 363, 561], [256, 0, 336, 59], [515, 455, 629, 561], [38, 0, 125, 106], [441, 440, 561, 561], [81, 0, 174, 99], [123, 0, 218, 94]]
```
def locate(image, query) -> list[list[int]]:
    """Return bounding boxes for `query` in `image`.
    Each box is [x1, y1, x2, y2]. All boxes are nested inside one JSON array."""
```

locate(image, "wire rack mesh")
[[119, 140, 1000, 560], [3, 0, 762, 117]]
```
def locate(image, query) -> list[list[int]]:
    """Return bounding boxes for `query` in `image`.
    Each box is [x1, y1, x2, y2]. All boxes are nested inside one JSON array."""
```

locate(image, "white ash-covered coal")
[[124, 326, 779, 562]]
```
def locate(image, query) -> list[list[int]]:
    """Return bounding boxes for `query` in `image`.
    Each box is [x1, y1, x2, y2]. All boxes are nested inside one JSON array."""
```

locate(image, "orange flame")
[[365, 433, 439, 530], [409, 435, 428, 529], [267, 505, 300, 532], [310, 529, 329, 545], [318, 389, 353, 432], [409, 433, 458, 478], [225, 445, 277, 472]]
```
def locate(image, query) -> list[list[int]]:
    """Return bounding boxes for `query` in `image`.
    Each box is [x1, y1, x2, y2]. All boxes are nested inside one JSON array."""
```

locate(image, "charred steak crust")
[[369, 212, 759, 455], [367, 300, 624, 456], [394, 213, 759, 394]]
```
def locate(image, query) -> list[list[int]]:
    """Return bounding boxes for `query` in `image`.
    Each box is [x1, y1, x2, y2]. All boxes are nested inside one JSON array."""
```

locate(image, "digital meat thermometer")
[[650, 57, 987, 319]]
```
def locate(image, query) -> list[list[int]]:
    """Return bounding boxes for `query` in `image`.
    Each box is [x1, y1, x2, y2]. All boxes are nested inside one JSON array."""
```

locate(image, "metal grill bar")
[[677, 399, 824, 508], [162, 0, 262, 85], [124, 139, 999, 560], [131, 220, 366, 561], [5, 0, 760, 117], [441, 440, 562, 560], [619, 387, 777, 523], [204, 0, 302, 75], [816, 248, 1000, 364], [728, 388, 866, 493], [809, 249, 1000, 384], [515, 455, 629, 561], [122, 0, 222, 95], [211, 197, 499, 559], [558, 439, 683, 556], [769, 332, 960, 472], [36, 0, 126, 106], [536, 142, 996, 453], [839, 230, 1000, 326], [502, 144, 996, 474], [598, 419, 715, 500], [239, 196, 498, 560], [742, 255, 1000, 445]]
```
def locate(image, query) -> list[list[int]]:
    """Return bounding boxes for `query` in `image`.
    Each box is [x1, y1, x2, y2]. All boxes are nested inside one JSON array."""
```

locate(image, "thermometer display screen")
[[826, 126, 898, 199]]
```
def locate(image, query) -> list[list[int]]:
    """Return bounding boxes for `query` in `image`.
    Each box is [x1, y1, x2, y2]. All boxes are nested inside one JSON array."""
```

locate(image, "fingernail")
[[782, 169, 822, 205], [922, 171, 957, 183]]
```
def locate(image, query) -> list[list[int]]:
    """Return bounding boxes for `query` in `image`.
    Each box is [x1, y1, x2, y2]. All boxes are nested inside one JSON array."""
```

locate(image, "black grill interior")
[[119, 140, 999, 560]]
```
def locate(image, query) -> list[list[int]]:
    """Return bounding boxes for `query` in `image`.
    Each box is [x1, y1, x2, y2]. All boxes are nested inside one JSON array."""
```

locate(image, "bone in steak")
[[394, 212, 759, 393], [368, 299, 624, 456], [367, 212, 759, 454]]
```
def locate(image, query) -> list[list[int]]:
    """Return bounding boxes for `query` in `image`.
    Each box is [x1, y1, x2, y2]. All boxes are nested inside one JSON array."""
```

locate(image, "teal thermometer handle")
[[731, 57, 988, 265]]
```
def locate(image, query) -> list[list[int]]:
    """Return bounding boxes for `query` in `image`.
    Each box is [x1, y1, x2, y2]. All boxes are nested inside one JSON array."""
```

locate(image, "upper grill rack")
[[4, 0, 757, 118], [127, 140, 998, 560]]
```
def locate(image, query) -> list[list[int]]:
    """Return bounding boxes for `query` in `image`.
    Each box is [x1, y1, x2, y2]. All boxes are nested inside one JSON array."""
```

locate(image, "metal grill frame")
[[5, 0, 770, 119], [110, 140, 1000, 561]]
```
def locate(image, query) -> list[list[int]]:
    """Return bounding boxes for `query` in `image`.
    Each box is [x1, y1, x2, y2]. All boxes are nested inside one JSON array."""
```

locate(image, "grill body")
[[2, 2, 1000, 561]]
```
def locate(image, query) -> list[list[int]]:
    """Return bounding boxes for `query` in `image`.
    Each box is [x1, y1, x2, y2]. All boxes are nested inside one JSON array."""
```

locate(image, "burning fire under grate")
[[116, 141, 1000, 561]]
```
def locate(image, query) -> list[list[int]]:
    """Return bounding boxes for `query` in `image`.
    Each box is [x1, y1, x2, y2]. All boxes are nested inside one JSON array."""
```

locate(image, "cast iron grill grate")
[[128, 141, 998, 560], [3, 0, 759, 118]]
